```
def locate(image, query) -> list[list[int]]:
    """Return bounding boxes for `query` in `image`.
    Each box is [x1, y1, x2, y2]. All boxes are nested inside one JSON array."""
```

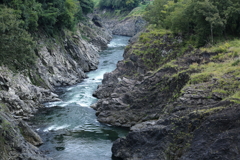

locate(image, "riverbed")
[[31, 35, 130, 160]]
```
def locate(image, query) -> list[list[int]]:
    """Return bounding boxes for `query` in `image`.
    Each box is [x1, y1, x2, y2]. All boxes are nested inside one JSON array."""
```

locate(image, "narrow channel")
[[31, 35, 130, 160]]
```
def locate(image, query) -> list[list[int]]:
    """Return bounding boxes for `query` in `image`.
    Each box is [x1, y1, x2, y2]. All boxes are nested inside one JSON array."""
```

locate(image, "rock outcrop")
[[111, 16, 147, 36], [35, 21, 111, 89], [92, 29, 240, 159], [90, 10, 147, 37], [112, 101, 240, 160], [0, 112, 51, 160], [93, 34, 186, 127]]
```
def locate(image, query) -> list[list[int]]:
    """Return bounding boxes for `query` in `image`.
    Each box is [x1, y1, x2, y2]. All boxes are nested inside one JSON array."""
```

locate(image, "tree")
[[0, 5, 36, 71], [99, 0, 140, 11], [164, 0, 192, 33], [79, 0, 94, 14], [193, 0, 225, 44], [0, 0, 42, 31], [144, 0, 168, 26]]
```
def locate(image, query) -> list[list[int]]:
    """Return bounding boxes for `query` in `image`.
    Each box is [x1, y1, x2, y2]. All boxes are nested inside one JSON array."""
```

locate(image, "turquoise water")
[[32, 36, 130, 160]]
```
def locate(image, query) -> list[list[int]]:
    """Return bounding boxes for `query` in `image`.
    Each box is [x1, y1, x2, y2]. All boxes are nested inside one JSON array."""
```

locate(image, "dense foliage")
[[145, 0, 240, 46], [0, 5, 36, 71], [99, 0, 141, 10], [0, 0, 94, 31], [0, 0, 94, 71]]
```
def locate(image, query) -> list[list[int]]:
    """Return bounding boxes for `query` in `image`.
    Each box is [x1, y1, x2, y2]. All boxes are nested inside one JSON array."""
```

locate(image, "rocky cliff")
[[90, 10, 147, 37], [92, 28, 240, 159], [0, 19, 111, 159]]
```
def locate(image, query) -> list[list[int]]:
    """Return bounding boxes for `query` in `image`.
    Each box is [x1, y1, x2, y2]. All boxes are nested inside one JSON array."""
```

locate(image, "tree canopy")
[[0, 5, 36, 71], [0, 0, 94, 32], [145, 0, 240, 46], [98, 0, 141, 11]]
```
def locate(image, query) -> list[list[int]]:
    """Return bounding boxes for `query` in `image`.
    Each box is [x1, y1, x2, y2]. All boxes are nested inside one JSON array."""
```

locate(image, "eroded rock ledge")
[[92, 31, 240, 159]]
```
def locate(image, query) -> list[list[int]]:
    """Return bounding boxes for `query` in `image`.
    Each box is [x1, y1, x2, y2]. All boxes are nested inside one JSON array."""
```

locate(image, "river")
[[31, 35, 130, 160]]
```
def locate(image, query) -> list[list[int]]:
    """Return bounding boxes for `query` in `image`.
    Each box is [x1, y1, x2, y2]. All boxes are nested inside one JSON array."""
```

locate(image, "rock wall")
[[92, 31, 240, 159], [109, 16, 147, 37], [35, 22, 111, 89], [90, 10, 147, 36], [0, 19, 111, 159]]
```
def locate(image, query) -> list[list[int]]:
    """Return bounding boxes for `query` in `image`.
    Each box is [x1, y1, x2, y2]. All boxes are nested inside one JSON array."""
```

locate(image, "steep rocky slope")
[[34, 21, 111, 89], [90, 10, 147, 37], [0, 19, 111, 159], [92, 29, 240, 159]]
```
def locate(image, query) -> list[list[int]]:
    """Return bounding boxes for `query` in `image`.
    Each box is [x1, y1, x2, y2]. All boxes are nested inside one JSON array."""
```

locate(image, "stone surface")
[[0, 112, 51, 160], [90, 11, 147, 36], [35, 20, 111, 89], [93, 35, 188, 127]]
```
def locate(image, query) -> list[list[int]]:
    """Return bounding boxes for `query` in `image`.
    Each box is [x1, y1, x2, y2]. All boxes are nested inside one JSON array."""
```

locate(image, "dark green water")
[[31, 36, 130, 160]]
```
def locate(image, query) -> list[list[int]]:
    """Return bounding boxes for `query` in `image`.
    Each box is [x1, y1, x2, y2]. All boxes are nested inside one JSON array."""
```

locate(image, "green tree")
[[144, 0, 168, 26], [58, 0, 82, 29], [0, 5, 36, 71], [0, 0, 41, 31], [164, 0, 192, 33], [79, 0, 94, 14], [190, 0, 225, 44], [144, 0, 240, 46], [99, 0, 140, 11]]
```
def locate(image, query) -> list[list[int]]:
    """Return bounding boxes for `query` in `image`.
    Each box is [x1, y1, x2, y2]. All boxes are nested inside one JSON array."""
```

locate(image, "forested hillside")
[[145, 0, 240, 46], [0, 0, 94, 71]]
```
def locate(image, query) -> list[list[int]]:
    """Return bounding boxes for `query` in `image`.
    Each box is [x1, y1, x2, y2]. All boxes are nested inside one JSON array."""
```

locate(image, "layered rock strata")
[[92, 32, 240, 159]]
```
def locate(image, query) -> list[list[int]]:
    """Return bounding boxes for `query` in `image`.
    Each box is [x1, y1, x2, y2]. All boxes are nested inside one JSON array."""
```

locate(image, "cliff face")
[[35, 22, 112, 89], [92, 29, 240, 159], [90, 10, 147, 37], [0, 19, 111, 159]]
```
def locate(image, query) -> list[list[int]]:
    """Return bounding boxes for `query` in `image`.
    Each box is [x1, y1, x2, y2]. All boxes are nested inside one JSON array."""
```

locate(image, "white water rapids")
[[32, 36, 130, 160]]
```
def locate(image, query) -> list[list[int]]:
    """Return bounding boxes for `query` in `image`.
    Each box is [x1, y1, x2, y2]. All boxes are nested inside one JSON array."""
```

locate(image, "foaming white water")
[[43, 124, 70, 132], [44, 101, 69, 108], [107, 42, 126, 47], [107, 35, 130, 48]]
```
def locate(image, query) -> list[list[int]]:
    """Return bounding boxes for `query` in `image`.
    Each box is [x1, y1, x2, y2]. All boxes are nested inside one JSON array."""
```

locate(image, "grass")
[[190, 72, 212, 84], [212, 89, 228, 94], [130, 27, 175, 70], [183, 38, 240, 103], [192, 106, 225, 115], [230, 91, 240, 103], [202, 39, 240, 57]]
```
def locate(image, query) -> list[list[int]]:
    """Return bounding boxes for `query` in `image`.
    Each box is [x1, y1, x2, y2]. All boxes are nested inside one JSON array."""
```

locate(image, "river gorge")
[[1, 8, 240, 160], [31, 36, 130, 160]]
